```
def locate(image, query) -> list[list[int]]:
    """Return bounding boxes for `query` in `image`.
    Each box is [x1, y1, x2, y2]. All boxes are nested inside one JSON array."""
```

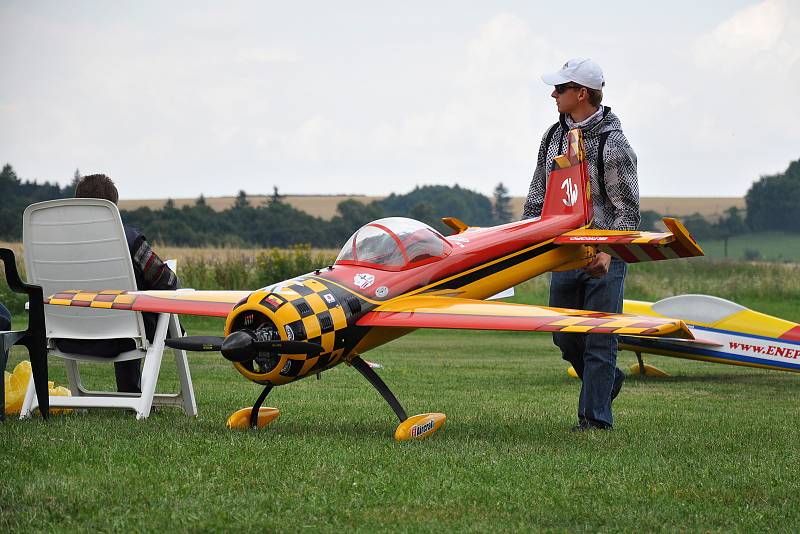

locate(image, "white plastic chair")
[[19, 198, 197, 419]]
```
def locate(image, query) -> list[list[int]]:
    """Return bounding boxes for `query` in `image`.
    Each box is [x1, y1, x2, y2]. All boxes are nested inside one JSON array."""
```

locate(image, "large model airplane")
[[619, 295, 800, 375], [44, 129, 705, 440]]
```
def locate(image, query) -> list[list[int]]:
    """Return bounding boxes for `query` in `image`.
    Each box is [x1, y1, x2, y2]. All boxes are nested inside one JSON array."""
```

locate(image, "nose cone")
[[221, 330, 257, 362]]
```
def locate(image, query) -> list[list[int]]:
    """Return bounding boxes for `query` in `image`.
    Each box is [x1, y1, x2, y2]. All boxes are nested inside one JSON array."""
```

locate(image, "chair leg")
[[136, 312, 170, 419], [20, 373, 38, 418], [169, 314, 197, 417], [65, 359, 89, 396]]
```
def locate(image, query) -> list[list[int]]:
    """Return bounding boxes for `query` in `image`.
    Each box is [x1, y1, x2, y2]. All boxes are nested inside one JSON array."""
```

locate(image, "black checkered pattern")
[[260, 279, 350, 379]]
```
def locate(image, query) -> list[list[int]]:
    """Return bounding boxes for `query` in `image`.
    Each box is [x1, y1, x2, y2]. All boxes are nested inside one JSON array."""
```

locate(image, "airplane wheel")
[[566, 366, 579, 379], [226, 407, 280, 429], [394, 413, 446, 441], [628, 363, 670, 377]]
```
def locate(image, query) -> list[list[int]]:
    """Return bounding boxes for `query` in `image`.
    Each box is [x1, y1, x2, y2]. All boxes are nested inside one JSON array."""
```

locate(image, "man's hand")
[[584, 251, 611, 278]]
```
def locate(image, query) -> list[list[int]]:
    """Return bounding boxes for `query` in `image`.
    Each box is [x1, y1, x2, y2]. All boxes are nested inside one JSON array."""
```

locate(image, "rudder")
[[540, 128, 593, 227]]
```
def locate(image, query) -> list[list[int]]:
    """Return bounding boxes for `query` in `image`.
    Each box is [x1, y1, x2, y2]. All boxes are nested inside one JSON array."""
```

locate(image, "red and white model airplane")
[[45, 130, 704, 440]]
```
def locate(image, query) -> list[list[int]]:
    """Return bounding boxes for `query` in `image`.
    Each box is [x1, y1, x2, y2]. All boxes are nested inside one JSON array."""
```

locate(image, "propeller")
[[165, 331, 324, 362], [165, 336, 223, 351], [220, 330, 324, 362]]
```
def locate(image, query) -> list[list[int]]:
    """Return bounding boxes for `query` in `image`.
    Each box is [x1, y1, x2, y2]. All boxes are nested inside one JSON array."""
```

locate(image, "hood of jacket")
[[560, 106, 621, 139]]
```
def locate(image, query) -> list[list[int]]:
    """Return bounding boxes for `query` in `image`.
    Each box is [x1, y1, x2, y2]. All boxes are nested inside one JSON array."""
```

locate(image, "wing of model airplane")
[[45, 289, 251, 317], [356, 296, 694, 339]]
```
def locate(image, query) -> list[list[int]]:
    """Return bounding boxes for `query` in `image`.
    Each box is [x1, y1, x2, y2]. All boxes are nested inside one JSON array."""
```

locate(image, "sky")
[[1, 0, 798, 199]]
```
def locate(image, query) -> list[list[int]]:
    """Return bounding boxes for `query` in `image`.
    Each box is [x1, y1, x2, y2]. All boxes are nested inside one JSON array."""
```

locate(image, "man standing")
[[523, 58, 640, 430]]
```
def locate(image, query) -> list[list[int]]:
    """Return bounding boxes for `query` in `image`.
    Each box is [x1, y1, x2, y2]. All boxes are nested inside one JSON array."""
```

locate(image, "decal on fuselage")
[[561, 177, 578, 207], [354, 273, 375, 289], [623, 326, 800, 371]]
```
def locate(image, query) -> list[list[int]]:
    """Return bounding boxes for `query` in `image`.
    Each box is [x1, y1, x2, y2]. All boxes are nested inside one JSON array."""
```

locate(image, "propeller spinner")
[[165, 331, 323, 362]]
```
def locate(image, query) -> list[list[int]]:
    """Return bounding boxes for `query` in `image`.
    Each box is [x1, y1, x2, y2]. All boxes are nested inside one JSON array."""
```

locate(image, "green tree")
[[70, 168, 81, 193], [377, 184, 493, 231], [715, 207, 748, 259], [745, 158, 800, 232], [409, 202, 437, 228], [681, 213, 719, 241], [492, 182, 512, 224], [270, 185, 283, 205], [0, 163, 20, 196], [234, 190, 250, 209], [639, 210, 662, 231], [332, 199, 384, 231]]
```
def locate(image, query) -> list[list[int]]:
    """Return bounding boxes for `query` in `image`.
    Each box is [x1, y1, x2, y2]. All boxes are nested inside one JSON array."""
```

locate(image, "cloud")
[[235, 47, 300, 64], [695, 0, 799, 72], [357, 13, 561, 185]]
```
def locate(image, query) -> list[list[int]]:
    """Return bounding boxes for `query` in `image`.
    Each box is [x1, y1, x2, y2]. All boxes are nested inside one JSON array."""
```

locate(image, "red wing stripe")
[[641, 246, 667, 261], [669, 240, 693, 258], [609, 245, 640, 263], [127, 295, 234, 317], [571, 318, 621, 327], [358, 311, 678, 334], [625, 321, 672, 329], [359, 312, 559, 331], [47, 292, 237, 317]]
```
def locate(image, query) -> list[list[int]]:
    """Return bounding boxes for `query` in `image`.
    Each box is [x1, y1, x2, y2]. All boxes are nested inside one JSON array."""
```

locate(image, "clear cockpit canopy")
[[335, 217, 452, 270]]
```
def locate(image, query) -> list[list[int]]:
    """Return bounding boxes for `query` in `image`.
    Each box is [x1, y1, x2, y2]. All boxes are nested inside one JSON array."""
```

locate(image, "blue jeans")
[[0, 303, 11, 331], [549, 257, 627, 427]]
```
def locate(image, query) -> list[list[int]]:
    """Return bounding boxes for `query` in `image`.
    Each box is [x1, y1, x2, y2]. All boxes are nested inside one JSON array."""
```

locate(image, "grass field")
[[3, 269, 800, 532], [695, 231, 800, 262]]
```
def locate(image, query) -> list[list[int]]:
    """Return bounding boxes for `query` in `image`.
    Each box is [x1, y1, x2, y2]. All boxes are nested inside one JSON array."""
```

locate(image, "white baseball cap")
[[542, 58, 605, 90]]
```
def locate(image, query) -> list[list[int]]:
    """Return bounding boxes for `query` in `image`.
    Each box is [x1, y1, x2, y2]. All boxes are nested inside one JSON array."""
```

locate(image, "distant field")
[[118, 195, 386, 220], [696, 231, 800, 262], [119, 195, 745, 221]]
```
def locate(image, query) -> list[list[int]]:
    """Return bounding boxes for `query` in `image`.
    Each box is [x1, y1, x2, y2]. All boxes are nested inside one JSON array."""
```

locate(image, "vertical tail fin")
[[540, 128, 593, 227]]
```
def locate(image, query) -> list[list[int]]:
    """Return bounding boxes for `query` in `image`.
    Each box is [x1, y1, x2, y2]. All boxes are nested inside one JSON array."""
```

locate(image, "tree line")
[[1, 157, 796, 248], [0, 163, 515, 247]]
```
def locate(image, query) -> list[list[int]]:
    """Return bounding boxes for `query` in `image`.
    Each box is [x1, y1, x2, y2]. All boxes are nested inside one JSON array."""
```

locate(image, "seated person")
[[0, 302, 11, 331], [55, 174, 179, 393]]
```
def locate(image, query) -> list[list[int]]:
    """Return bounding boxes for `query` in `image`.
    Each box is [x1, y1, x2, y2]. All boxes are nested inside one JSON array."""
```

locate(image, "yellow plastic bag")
[[4, 360, 73, 415], [4, 361, 31, 414]]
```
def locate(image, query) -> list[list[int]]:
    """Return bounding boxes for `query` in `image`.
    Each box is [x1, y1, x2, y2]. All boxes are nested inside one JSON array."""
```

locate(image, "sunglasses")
[[554, 83, 584, 94]]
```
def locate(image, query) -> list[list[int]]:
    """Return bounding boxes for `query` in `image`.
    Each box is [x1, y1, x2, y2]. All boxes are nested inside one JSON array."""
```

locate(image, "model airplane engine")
[[222, 298, 328, 387]]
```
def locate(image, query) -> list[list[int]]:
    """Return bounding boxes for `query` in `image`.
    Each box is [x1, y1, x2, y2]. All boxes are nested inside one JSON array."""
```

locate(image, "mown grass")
[[3, 268, 800, 532]]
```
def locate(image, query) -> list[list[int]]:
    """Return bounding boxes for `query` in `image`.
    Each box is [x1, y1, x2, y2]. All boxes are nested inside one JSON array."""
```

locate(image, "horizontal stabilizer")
[[357, 296, 693, 339], [554, 217, 703, 263], [45, 289, 251, 317]]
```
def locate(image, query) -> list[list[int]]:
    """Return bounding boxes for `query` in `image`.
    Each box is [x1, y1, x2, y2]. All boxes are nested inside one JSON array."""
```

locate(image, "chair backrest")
[[23, 198, 146, 344]]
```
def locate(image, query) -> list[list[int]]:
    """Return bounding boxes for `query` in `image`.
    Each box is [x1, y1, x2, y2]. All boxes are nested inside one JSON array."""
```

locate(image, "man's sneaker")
[[570, 420, 611, 432]]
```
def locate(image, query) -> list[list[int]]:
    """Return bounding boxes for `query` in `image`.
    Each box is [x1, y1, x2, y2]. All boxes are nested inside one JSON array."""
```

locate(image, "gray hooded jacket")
[[522, 106, 640, 230]]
